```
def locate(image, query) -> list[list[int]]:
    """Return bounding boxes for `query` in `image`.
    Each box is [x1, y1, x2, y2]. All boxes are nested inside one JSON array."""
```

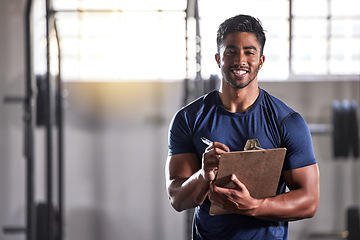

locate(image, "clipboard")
[[209, 140, 286, 215]]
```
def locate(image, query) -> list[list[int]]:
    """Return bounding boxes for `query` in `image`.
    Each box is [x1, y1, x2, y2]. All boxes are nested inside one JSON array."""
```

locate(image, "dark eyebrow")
[[244, 46, 258, 51], [225, 45, 237, 50], [225, 45, 258, 51]]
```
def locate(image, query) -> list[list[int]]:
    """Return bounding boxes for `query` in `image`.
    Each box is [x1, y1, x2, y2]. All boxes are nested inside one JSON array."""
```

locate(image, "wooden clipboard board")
[[209, 147, 286, 215]]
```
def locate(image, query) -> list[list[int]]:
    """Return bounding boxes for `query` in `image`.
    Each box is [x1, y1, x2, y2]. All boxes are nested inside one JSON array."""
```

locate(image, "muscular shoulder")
[[260, 89, 296, 123], [168, 91, 218, 156], [172, 91, 218, 128], [259, 90, 309, 133], [180, 91, 217, 115]]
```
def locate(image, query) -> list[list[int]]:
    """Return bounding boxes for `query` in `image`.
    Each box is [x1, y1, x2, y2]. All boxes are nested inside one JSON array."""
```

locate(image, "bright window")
[[38, 0, 359, 81], [52, 0, 187, 81], [291, 0, 360, 76]]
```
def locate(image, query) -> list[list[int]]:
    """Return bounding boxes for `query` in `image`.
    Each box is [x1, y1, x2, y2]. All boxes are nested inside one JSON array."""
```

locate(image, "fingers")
[[230, 174, 246, 190], [203, 141, 230, 166], [202, 141, 230, 182], [202, 149, 219, 181], [209, 175, 246, 201], [209, 141, 230, 153], [209, 180, 261, 212], [208, 184, 237, 210]]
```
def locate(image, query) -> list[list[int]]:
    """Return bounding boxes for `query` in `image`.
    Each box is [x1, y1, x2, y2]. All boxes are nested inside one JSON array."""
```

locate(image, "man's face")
[[215, 32, 265, 89]]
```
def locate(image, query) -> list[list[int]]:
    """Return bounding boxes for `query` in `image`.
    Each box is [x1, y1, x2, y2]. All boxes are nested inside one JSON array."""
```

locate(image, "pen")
[[201, 137, 213, 146]]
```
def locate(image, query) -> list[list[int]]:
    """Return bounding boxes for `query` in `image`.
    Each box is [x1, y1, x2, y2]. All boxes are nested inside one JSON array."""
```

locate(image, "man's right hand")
[[166, 141, 229, 211], [202, 142, 230, 182]]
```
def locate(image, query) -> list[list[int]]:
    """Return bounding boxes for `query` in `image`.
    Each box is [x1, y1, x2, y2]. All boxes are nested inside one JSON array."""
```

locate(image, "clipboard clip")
[[244, 139, 263, 150]]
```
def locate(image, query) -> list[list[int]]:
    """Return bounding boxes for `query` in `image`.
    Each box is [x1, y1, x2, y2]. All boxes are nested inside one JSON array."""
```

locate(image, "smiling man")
[[216, 32, 264, 90], [165, 14, 319, 240]]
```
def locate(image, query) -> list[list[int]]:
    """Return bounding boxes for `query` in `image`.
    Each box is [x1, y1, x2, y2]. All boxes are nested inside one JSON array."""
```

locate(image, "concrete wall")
[[1, 0, 360, 240]]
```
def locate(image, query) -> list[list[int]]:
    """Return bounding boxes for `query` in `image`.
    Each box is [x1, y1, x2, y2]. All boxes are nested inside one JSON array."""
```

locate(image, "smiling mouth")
[[232, 69, 249, 78]]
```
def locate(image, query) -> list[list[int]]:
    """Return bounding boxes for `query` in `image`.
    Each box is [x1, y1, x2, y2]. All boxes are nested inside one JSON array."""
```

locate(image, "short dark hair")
[[216, 14, 266, 56]]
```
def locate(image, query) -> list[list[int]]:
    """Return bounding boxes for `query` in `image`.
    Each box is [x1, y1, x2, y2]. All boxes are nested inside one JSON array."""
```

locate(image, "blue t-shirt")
[[168, 88, 316, 240]]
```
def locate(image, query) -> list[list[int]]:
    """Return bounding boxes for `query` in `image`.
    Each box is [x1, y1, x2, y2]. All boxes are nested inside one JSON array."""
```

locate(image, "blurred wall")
[[1, 0, 360, 240], [0, 1, 27, 240], [62, 82, 186, 240]]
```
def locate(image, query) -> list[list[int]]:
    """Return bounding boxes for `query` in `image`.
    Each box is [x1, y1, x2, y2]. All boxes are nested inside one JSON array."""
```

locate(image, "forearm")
[[210, 165, 320, 221], [252, 188, 318, 222], [166, 143, 230, 212], [168, 169, 211, 212]]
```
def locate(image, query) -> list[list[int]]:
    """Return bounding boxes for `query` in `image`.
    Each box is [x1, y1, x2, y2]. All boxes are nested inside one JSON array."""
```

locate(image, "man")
[[165, 14, 319, 239]]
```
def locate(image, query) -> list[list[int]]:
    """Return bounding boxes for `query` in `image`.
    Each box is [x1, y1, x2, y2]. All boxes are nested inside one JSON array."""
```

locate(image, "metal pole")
[[24, 0, 36, 240], [54, 19, 64, 240], [184, 8, 190, 105], [288, 0, 293, 77], [45, 0, 54, 239], [194, 0, 203, 98]]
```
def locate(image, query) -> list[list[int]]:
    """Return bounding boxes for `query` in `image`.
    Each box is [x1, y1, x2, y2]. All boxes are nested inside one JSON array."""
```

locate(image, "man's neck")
[[218, 81, 260, 113]]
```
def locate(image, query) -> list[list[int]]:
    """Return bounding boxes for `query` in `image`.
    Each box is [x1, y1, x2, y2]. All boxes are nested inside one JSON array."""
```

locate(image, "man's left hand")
[[208, 174, 263, 215]]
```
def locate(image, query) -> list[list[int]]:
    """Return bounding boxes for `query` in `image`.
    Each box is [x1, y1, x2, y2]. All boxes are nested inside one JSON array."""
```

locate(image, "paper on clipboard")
[[209, 143, 286, 215]]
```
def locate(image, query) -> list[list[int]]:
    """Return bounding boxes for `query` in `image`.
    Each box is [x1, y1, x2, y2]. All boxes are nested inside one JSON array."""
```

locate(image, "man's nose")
[[234, 52, 247, 65]]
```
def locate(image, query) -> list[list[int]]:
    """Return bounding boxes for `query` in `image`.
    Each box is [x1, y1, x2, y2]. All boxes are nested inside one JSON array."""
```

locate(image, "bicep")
[[283, 164, 320, 195], [165, 153, 200, 183]]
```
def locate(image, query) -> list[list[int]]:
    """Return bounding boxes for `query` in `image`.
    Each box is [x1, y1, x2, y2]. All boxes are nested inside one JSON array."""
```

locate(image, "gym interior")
[[0, 0, 359, 240]]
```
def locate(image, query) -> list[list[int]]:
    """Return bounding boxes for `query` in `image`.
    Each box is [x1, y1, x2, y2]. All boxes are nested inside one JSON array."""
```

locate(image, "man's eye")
[[226, 50, 235, 55], [246, 51, 255, 55]]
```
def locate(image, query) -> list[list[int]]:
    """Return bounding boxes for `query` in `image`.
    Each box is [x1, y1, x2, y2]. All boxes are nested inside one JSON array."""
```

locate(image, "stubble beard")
[[224, 64, 261, 89]]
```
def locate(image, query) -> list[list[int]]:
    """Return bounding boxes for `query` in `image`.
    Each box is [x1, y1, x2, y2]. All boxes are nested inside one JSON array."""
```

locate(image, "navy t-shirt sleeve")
[[281, 112, 317, 170], [168, 109, 196, 156]]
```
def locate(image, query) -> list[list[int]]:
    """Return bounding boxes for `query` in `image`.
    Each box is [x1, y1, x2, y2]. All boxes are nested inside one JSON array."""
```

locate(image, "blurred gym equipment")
[[2, 0, 64, 240]]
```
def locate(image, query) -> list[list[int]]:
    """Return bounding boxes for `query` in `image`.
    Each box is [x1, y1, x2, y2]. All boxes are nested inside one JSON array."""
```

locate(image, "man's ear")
[[258, 55, 265, 70], [215, 53, 221, 68]]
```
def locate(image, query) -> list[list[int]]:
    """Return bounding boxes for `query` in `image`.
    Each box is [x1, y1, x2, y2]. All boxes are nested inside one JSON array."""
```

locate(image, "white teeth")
[[233, 70, 247, 75]]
